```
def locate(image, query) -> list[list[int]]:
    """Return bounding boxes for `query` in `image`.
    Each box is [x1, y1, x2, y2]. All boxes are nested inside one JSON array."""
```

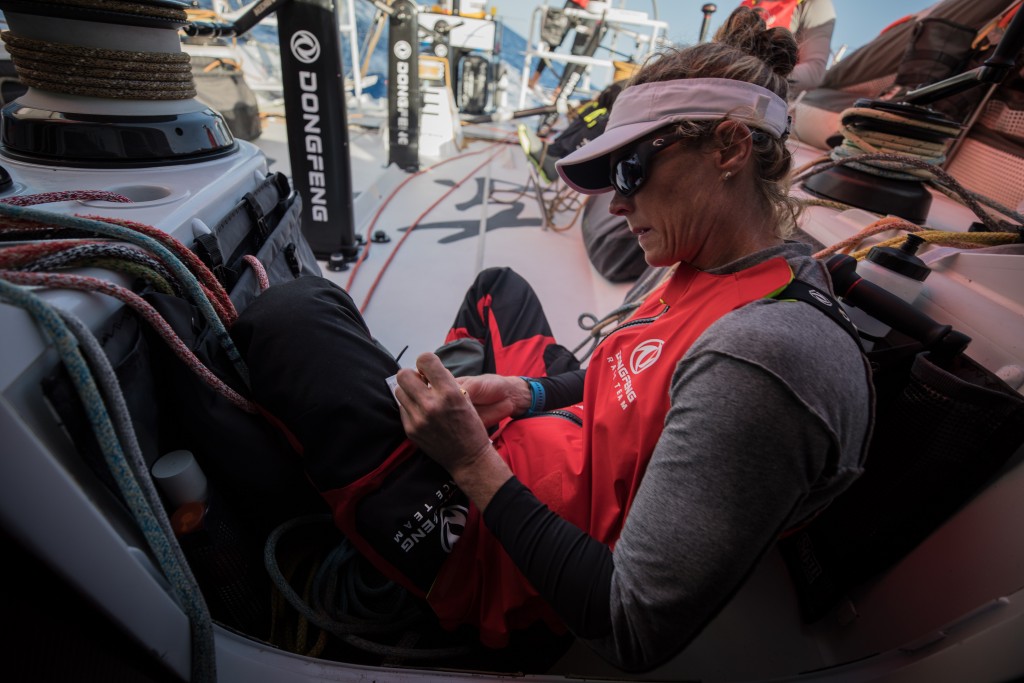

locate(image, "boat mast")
[[189, 0, 362, 261], [276, 0, 360, 260]]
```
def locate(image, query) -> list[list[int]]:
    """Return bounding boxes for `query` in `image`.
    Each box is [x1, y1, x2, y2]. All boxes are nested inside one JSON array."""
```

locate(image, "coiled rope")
[[790, 105, 1023, 285], [264, 515, 472, 661], [794, 101, 1024, 233], [29, 0, 188, 22], [1, 31, 195, 100], [796, 151, 1024, 233], [826, 105, 963, 180], [0, 0, 195, 100]]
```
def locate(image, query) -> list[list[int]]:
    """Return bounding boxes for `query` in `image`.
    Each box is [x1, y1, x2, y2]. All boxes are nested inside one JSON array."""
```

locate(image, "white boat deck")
[[257, 116, 1024, 381]]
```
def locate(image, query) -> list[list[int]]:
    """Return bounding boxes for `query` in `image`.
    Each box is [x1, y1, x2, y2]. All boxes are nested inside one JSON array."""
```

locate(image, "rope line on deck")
[[793, 101, 1024, 234], [0, 269, 257, 413], [0, 201, 247, 386], [14, 242, 180, 295], [0, 192, 235, 322], [0, 278, 216, 683]]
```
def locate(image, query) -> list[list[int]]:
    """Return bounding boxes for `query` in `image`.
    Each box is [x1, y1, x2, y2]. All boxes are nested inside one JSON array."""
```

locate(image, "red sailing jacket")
[[428, 257, 795, 646], [740, 0, 802, 29]]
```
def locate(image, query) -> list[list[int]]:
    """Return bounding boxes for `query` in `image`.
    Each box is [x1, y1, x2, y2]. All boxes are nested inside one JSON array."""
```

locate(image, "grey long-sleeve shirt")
[[789, 0, 837, 96], [484, 242, 873, 671]]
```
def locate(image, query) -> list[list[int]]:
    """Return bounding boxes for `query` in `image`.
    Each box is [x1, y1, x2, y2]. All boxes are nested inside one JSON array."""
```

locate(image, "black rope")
[[264, 515, 473, 661]]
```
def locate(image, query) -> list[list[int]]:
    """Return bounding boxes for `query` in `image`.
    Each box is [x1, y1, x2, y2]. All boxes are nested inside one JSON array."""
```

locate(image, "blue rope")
[[0, 202, 249, 387], [0, 278, 217, 683], [57, 307, 210, 582]]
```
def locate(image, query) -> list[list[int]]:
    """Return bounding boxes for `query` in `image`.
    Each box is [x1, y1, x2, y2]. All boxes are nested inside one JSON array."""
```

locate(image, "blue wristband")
[[520, 377, 546, 416]]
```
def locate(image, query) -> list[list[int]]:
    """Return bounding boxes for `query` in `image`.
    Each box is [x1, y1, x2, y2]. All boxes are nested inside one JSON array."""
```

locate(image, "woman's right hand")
[[457, 374, 533, 427]]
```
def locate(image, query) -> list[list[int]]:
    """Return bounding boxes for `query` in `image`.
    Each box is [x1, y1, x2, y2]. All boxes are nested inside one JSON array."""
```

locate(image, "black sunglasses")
[[610, 130, 688, 197]]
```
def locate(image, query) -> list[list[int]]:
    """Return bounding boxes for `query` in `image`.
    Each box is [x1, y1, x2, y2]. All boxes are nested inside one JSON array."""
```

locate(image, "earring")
[[721, 171, 732, 181]]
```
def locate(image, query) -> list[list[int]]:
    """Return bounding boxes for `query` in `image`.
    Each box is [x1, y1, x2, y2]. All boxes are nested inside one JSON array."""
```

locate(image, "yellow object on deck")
[[613, 60, 640, 82]]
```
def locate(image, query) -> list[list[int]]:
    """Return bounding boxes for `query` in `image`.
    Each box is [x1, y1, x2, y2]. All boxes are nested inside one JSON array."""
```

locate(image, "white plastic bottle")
[[843, 233, 931, 343], [151, 449, 208, 509]]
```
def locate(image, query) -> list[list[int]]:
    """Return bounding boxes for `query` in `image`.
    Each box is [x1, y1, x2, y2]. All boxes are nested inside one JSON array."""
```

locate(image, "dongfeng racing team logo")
[[808, 289, 833, 307], [290, 30, 321, 64], [393, 40, 413, 60], [630, 339, 664, 374], [440, 504, 468, 553]]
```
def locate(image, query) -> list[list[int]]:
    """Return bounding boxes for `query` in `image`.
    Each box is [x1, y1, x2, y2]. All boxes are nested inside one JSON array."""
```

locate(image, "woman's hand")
[[456, 373, 533, 427], [396, 353, 496, 477], [396, 353, 513, 509]]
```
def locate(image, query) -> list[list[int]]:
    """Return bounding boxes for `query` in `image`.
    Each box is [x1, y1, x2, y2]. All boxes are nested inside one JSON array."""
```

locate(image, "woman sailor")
[[234, 7, 872, 672]]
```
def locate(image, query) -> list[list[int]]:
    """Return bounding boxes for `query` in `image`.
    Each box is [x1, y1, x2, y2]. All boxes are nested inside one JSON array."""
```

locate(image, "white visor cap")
[[555, 78, 789, 194]]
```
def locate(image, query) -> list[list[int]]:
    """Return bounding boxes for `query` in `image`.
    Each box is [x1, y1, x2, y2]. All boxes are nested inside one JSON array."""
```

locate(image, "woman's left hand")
[[395, 352, 495, 477]]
